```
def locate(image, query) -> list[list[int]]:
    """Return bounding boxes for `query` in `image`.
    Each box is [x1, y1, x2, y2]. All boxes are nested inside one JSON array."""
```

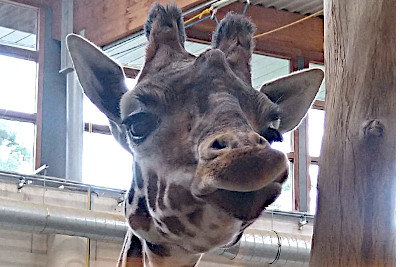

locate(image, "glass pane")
[[271, 132, 293, 153], [0, 2, 38, 50], [309, 164, 319, 215], [125, 77, 137, 89], [83, 78, 136, 125], [309, 63, 325, 101], [308, 109, 325, 157], [0, 55, 38, 113], [266, 162, 293, 212], [83, 96, 109, 125], [252, 55, 290, 89], [0, 119, 35, 173], [82, 132, 133, 189]]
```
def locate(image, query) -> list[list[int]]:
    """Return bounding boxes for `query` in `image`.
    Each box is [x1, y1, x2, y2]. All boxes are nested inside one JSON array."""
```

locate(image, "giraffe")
[[66, 3, 324, 266]]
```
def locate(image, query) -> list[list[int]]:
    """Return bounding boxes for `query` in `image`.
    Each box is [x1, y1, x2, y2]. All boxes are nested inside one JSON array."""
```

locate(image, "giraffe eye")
[[123, 112, 160, 142]]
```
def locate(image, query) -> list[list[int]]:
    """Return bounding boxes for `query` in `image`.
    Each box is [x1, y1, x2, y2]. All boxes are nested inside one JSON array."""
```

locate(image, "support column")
[[46, 2, 87, 266], [309, 1, 395, 266], [60, 0, 83, 182], [293, 56, 309, 212]]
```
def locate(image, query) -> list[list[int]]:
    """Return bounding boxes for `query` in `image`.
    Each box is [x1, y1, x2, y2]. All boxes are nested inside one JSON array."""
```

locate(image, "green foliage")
[[0, 121, 32, 172]]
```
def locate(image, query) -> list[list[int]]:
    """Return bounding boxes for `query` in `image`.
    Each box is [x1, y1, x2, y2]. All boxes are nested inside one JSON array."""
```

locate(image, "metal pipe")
[[0, 198, 127, 242], [0, 170, 125, 195], [0, 198, 311, 264], [215, 231, 311, 265]]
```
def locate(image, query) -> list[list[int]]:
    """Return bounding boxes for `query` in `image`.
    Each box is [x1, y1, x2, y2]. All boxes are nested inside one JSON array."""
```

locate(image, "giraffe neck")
[[118, 230, 201, 267], [143, 241, 201, 267]]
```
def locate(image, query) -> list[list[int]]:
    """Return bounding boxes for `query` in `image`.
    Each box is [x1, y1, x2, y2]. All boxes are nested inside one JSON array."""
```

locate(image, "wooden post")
[[309, 1, 395, 266]]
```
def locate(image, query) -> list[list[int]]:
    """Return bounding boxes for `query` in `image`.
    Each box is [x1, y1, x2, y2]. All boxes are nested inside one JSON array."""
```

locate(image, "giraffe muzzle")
[[192, 131, 289, 195]]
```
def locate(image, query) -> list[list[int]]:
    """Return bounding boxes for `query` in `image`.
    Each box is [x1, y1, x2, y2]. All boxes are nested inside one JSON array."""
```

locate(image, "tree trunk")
[[309, 1, 395, 266]]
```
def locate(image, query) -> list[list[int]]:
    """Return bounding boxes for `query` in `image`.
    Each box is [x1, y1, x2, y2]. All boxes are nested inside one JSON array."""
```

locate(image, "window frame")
[[0, 1, 45, 172], [289, 58, 325, 213]]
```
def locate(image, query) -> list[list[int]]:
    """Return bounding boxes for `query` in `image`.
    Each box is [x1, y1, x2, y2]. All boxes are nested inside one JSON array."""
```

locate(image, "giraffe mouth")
[[203, 180, 285, 220], [192, 145, 288, 195]]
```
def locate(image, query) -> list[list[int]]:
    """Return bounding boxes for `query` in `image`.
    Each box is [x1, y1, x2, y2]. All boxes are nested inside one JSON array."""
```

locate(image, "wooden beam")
[[123, 67, 140, 79], [0, 43, 38, 61], [84, 123, 111, 135], [4, 0, 53, 7], [0, 108, 36, 123], [35, 7, 45, 170], [185, 2, 323, 63], [73, 0, 206, 46], [310, 0, 395, 266], [72, 1, 323, 62]]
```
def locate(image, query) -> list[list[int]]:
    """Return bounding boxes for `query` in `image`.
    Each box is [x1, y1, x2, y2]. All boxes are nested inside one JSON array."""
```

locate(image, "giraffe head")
[[67, 3, 323, 265]]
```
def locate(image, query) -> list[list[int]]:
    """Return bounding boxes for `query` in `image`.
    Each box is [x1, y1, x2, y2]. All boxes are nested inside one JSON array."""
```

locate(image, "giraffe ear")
[[66, 34, 128, 123], [211, 13, 255, 85], [67, 34, 132, 153], [260, 68, 324, 133]]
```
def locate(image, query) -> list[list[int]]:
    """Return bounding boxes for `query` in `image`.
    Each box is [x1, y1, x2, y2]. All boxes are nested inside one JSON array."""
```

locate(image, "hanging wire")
[[86, 186, 92, 267], [185, 14, 212, 28], [213, 15, 220, 25], [109, 41, 147, 58], [253, 9, 323, 39], [184, 8, 211, 25], [242, 1, 249, 16]]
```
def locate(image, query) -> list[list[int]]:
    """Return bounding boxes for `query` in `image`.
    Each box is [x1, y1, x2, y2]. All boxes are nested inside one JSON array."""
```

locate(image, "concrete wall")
[[0, 179, 313, 266]]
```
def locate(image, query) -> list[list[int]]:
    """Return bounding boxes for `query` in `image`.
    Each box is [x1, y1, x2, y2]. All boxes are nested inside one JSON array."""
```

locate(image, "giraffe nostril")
[[210, 139, 227, 150]]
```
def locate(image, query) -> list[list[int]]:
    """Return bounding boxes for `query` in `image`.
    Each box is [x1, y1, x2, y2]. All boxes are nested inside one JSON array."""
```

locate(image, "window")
[[268, 162, 294, 211], [309, 164, 319, 215], [0, 2, 40, 174], [82, 78, 136, 189], [307, 63, 326, 213], [308, 109, 325, 158], [251, 56, 294, 212]]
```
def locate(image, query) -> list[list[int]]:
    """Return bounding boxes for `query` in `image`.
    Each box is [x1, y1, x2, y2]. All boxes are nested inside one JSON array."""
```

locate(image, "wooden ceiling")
[[185, 2, 323, 62], [73, 0, 323, 63], [0, 2, 38, 34], [2, 0, 324, 63]]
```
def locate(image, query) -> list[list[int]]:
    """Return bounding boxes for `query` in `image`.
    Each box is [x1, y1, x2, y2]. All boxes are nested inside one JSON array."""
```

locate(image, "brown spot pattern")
[[126, 233, 143, 258], [192, 245, 208, 253], [168, 183, 197, 211], [157, 179, 167, 210], [146, 241, 171, 257], [162, 216, 186, 236], [127, 184, 135, 205], [134, 162, 143, 189], [147, 171, 158, 211], [209, 223, 220, 230], [186, 208, 204, 227], [129, 197, 152, 232]]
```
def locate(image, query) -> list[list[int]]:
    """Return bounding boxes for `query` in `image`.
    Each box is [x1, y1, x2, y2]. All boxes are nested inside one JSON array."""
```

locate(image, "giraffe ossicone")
[[67, 3, 324, 266]]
